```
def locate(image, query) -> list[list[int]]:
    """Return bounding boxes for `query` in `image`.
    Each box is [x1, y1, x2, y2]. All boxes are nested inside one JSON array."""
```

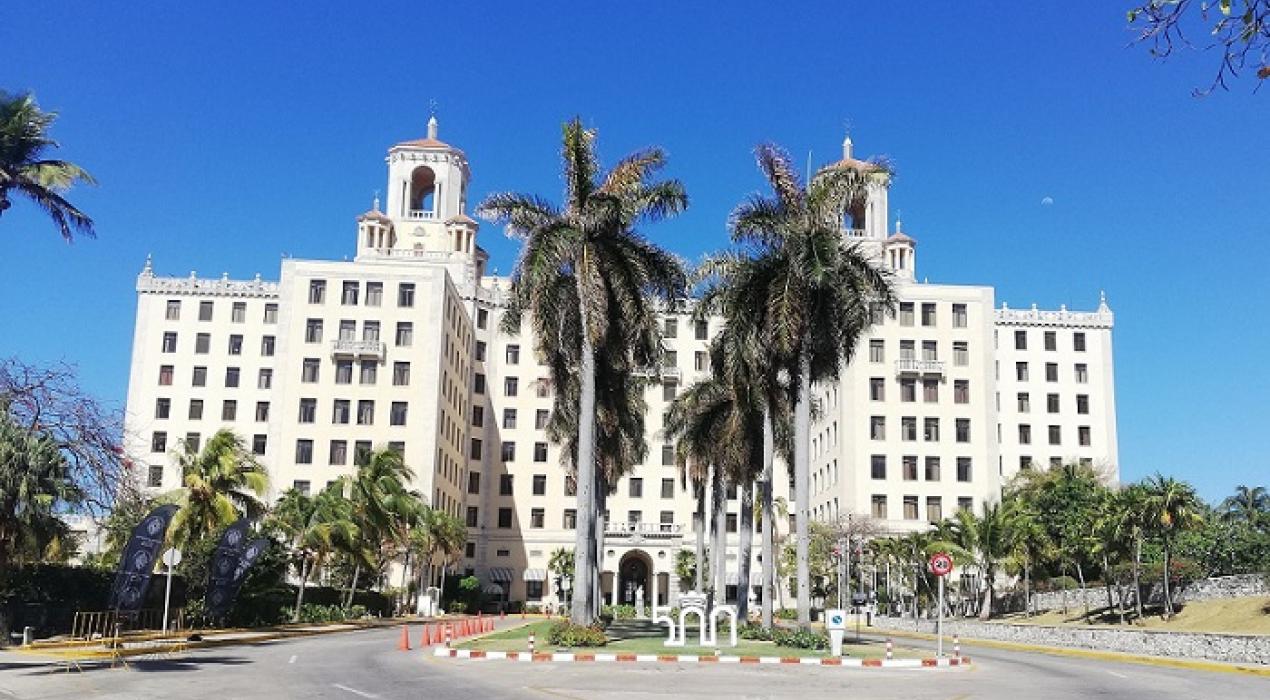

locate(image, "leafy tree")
[[267, 483, 359, 621], [727, 143, 895, 627], [949, 502, 1015, 620], [0, 410, 83, 570], [166, 430, 269, 547], [0, 92, 95, 240], [1140, 474, 1205, 618], [1127, 0, 1270, 94], [339, 448, 421, 607], [478, 118, 687, 623], [1220, 485, 1268, 524]]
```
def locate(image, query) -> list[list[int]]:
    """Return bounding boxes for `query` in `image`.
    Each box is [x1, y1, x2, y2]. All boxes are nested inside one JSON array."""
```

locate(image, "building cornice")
[[994, 303, 1113, 329], [137, 271, 280, 299]]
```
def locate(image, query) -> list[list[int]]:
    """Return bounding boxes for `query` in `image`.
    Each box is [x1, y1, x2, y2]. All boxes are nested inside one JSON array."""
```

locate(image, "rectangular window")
[[188, 399, 204, 420], [532, 474, 547, 495], [957, 457, 972, 482], [331, 399, 350, 424], [221, 400, 237, 421], [662, 443, 675, 465], [1046, 363, 1058, 382], [474, 373, 485, 394], [360, 361, 377, 385], [228, 301, 245, 323], [501, 408, 517, 429], [339, 320, 355, 341], [869, 339, 884, 363], [505, 344, 520, 364], [155, 397, 171, 419], [256, 368, 272, 389], [1077, 394, 1090, 414], [954, 380, 969, 404], [871, 494, 888, 519], [192, 366, 207, 387], [304, 319, 323, 343], [198, 301, 214, 321], [390, 401, 408, 426], [295, 439, 313, 464], [1018, 392, 1031, 412], [474, 341, 486, 361], [629, 478, 643, 498], [329, 440, 347, 465], [365, 282, 383, 306], [356, 400, 374, 425], [298, 398, 316, 423], [151, 431, 168, 453], [1016, 362, 1029, 381], [255, 401, 269, 422], [158, 365, 174, 386], [899, 340, 915, 360], [397, 283, 415, 307], [565, 476, 577, 496], [726, 513, 738, 533], [309, 280, 326, 304], [903, 496, 919, 520], [224, 367, 240, 387], [227, 334, 243, 355], [924, 417, 940, 442], [1014, 330, 1027, 350], [870, 455, 886, 479], [499, 474, 514, 496], [694, 320, 708, 340], [903, 455, 918, 481], [469, 438, 482, 460], [958, 497, 974, 513], [925, 456, 941, 481], [392, 361, 410, 386], [468, 472, 480, 494], [497, 508, 512, 528], [165, 299, 181, 320], [335, 360, 353, 384], [476, 308, 488, 329], [355, 441, 372, 463], [504, 377, 518, 397], [953, 341, 969, 367], [1044, 330, 1057, 351], [1048, 425, 1061, 445], [1020, 456, 1033, 471], [1079, 426, 1092, 446], [901, 416, 917, 441], [663, 382, 677, 401], [1019, 424, 1032, 445], [252, 434, 267, 455], [922, 340, 938, 361], [563, 509, 577, 529], [260, 335, 275, 356], [923, 379, 939, 403], [1074, 332, 1086, 352], [362, 321, 379, 342], [661, 478, 675, 498], [660, 511, 675, 528], [1075, 363, 1088, 383], [900, 378, 916, 402], [921, 303, 936, 326], [194, 333, 210, 354], [500, 441, 515, 462], [870, 416, 886, 440], [530, 508, 545, 529], [395, 322, 413, 346], [956, 418, 971, 443], [264, 303, 278, 323], [161, 332, 178, 353], [927, 496, 943, 523], [1047, 393, 1060, 413], [869, 377, 885, 401], [899, 302, 914, 326], [1051, 456, 1063, 469], [302, 358, 320, 383], [952, 303, 967, 328], [628, 510, 643, 525], [466, 507, 479, 527], [471, 405, 484, 427], [533, 442, 548, 462]]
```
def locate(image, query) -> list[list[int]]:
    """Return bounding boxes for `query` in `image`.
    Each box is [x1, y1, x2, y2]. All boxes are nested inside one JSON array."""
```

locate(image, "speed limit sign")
[[929, 552, 954, 576]]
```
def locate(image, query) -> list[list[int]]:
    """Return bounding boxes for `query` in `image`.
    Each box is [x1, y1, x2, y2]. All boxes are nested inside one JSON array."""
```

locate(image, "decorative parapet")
[[137, 267, 279, 299], [994, 297, 1113, 329]]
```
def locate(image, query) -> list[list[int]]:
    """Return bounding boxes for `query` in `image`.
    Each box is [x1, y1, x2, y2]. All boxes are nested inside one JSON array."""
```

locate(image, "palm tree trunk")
[[293, 558, 313, 622], [345, 563, 361, 609], [1132, 537, 1144, 621], [712, 467, 727, 603], [793, 348, 812, 629], [1102, 554, 1115, 620], [737, 479, 755, 621], [760, 407, 775, 629], [1162, 544, 1173, 619], [1023, 559, 1032, 617], [1075, 561, 1089, 622], [593, 478, 607, 614], [571, 326, 598, 625], [694, 484, 705, 592]]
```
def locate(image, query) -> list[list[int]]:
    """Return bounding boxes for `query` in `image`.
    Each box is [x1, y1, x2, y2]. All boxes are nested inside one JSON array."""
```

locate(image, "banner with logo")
[[204, 518, 251, 618], [108, 504, 179, 611]]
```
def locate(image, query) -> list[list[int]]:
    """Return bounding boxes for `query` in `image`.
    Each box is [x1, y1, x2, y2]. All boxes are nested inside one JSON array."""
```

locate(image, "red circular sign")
[[929, 552, 954, 576]]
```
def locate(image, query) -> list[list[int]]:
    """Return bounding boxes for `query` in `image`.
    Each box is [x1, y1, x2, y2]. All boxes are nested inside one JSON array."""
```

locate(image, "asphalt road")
[[1, 623, 1266, 699]]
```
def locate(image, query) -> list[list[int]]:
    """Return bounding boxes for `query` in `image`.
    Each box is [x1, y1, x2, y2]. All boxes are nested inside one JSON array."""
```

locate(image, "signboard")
[[108, 504, 178, 611], [929, 552, 954, 577], [825, 609, 847, 630]]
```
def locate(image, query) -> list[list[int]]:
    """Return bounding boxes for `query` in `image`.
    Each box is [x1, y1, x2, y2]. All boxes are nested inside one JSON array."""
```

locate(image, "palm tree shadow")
[[17, 654, 252, 676]]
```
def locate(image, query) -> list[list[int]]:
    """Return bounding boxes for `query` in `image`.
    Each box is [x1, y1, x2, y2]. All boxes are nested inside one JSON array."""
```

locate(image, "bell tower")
[[376, 115, 478, 258]]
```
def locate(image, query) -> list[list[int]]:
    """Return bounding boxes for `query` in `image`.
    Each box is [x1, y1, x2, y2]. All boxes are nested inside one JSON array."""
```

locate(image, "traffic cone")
[[420, 625, 429, 647], [398, 624, 411, 651], [500, 610, 506, 620]]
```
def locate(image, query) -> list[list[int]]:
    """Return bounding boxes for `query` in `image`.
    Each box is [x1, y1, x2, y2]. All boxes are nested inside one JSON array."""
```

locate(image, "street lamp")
[[561, 574, 572, 614]]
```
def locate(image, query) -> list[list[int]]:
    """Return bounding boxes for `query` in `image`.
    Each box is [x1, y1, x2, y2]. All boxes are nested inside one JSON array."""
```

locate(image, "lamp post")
[[561, 575, 572, 615]]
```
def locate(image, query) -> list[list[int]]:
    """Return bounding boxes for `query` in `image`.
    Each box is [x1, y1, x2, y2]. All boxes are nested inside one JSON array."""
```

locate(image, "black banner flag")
[[108, 504, 178, 611]]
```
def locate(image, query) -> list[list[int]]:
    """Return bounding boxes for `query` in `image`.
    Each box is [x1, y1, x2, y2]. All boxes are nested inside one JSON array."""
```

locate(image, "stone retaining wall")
[[872, 615, 1270, 665], [998, 573, 1268, 615]]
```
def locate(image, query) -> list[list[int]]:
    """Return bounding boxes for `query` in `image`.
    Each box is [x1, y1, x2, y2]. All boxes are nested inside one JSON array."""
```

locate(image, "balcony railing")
[[895, 358, 944, 376], [632, 366, 682, 382], [406, 209, 436, 220], [844, 228, 869, 238], [331, 339, 386, 358], [605, 522, 683, 540]]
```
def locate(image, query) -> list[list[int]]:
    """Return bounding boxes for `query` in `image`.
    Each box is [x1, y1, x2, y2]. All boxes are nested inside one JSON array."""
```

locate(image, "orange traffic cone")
[[397, 624, 411, 651], [420, 625, 429, 647], [500, 610, 506, 620]]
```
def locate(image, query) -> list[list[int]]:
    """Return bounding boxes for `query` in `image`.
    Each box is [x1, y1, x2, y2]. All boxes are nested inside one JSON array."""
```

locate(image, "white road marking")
[[332, 683, 378, 698], [288, 654, 297, 664], [1105, 669, 1128, 679]]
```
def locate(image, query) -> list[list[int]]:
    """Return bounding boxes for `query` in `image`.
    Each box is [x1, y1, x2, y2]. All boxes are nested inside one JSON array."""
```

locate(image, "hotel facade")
[[122, 119, 1119, 609]]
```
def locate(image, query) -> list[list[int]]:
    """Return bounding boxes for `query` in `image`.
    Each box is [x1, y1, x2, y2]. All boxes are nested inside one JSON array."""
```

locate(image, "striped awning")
[[482, 582, 505, 595], [488, 567, 514, 583], [522, 568, 547, 582]]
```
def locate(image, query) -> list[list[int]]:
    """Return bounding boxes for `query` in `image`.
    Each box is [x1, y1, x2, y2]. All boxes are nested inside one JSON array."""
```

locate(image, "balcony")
[[632, 366, 682, 382], [895, 358, 944, 376], [406, 209, 436, 220], [605, 521, 683, 541], [331, 339, 386, 359]]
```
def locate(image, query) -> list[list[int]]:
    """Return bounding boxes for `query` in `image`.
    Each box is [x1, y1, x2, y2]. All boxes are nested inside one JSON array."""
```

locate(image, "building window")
[[957, 457, 972, 482], [901, 416, 917, 441], [663, 382, 678, 401], [1018, 392, 1031, 412], [255, 401, 269, 421], [329, 440, 347, 465], [163, 299, 181, 321], [397, 283, 415, 307], [221, 400, 237, 421], [501, 441, 516, 462], [264, 303, 278, 323], [869, 339, 884, 363], [355, 441, 372, 463], [188, 399, 204, 420], [958, 497, 974, 513], [147, 465, 164, 488], [903, 496, 919, 520], [309, 280, 326, 304], [305, 319, 323, 343], [955, 418, 970, 443], [392, 361, 410, 386], [1016, 362, 1029, 381], [469, 438, 482, 460], [563, 509, 577, 529], [390, 401, 408, 426], [466, 507, 479, 527], [1045, 363, 1058, 382], [355, 400, 374, 425], [296, 439, 313, 464], [333, 399, 350, 424], [468, 472, 480, 494], [921, 341, 937, 362], [953, 341, 968, 367], [871, 455, 886, 479], [502, 408, 517, 429], [1074, 332, 1086, 352], [260, 335, 275, 356], [927, 496, 943, 523], [921, 303, 936, 326], [1048, 425, 1061, 445], [197, 301, 213, 321], [471, 406, 484, 427], [1044, 331, 1057, 351], [154, 397, 171, 419], [334, 361, 353, 384], [158, 365, 174, 386], [532, 474, 547, 496], [504, 377, 518, 397], [1075, 363, 1088, 383], [1047, 393, 1060, 413], [661, 478, 675, 498], [869, 378, 885, 401], [629, 478, 643, 498], [1014, 330, 1027, 350], [1079, 426, 1091, 446], [533, 442, 548, 462], [194, 333, 210, 354], [870, 416, 886, 440], [184, 432, 200, 453], [694, 351, 707, 372], [954, 380, 969, 404], [1051, 457, 1062, 469], [161, 332, 178, 353], [360, 361, 377, 385], [661, 444, 675, 465], [365, 282, 383, 306], [925, 457, 941, 481], [475, 341, 486, 361], [151, 431, 167, 453], [902, 455, 918, 481], [1019, 424, 1032, 445], [871, 495, 888, 519], [565, 476, 576, 497], [302, 358, 320, 383], [900, 378, 916, 402], [899, 302, 914, 326], [227, 334, 243, 355], [530, 508, 545, 529], [1076, 394, 1089, 414], [474, 373, 486, 394], [476, 308, 488, 329], [924, 417, 940, 442], [952, 303, 967, 328], [1020, 456, 1033, 470], [298, 398, 316, 423], [497, 508, 512, 528], [395, 322, 413, 346], [923, 379, 939, 403], [192, 366, 207, 387], [252, 434, 267, 455], [694, 320, 708, 340], [505, 344, 520, 364], [362, 321, 380, 342]]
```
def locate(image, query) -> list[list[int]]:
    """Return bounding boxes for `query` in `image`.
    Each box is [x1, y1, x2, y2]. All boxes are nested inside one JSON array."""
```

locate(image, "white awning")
[[522, 568, 547, 582], [488, 567, 514, 583]]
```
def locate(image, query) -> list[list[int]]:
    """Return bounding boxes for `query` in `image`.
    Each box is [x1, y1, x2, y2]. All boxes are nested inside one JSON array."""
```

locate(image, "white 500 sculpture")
[[654, 592, 738, 647]]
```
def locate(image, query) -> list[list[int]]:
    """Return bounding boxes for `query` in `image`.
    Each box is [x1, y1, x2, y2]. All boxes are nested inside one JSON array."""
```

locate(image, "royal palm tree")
[[269, 483, 359, 620], [167, 430, 269, 547], [1141, 474, 1204, 618], [478, 118, 687, 623], [727, 144, 895, 627], [0, 91, 95, 241], [1220, 485, 1268, 524]]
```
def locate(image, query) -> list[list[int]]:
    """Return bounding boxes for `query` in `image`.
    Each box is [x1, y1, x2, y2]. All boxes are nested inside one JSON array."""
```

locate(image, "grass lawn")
[[994, 596, 1270, 636], [457, 620, 925, 658]]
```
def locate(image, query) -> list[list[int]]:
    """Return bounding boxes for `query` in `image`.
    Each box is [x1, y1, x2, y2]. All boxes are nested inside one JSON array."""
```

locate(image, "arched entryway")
[[616, 550, 653, 606]]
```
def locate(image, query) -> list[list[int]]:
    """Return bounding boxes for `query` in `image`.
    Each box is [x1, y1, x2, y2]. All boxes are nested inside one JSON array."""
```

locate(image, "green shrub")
[[281, 603, 355, 623], [775, 608, 798, 620], [547, 620, 608, 647], [447, 600, 468, 614], [601, 604, 645, 621], [772, 628, 829, 650], [738, 622, 774, 641]]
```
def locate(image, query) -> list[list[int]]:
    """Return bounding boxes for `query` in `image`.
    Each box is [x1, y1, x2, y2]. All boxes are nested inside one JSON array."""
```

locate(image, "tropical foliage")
[[0, 91, 95, 240]]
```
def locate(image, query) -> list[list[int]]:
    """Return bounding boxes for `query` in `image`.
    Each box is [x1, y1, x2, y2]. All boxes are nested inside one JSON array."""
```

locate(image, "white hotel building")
[[122, 119, 1118, 609]]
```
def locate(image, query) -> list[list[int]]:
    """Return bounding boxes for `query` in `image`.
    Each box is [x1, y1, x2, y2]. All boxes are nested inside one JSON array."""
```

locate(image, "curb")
[[873, 626, 1270, 678], [429, 646, 971, 668]]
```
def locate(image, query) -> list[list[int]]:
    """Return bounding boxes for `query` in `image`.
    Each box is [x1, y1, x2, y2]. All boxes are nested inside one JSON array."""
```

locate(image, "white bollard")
[[954, 634, 960, 658], [885, 637, 893, 661], [528, 631, 536, 654]]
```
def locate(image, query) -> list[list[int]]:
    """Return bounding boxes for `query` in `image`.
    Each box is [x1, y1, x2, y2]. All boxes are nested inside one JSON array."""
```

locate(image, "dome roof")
[[358, 209, 393, 224], [390, 115, 464, 154], [886, 231, 915, 245], [446, 213, 478, 226]]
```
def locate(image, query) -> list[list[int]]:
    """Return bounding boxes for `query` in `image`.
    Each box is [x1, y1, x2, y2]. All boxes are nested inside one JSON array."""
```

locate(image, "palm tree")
[[478, 118, 687, 624], [269, 483, 359, 620], [340, 448, 420, 607], [1220, 485, 1268, 524], [407, 508, 465, 612], [1003, 500, 1050, 618], [1111, 484, 1150, 620], [0, 92, 95, 241], [1141, 474, 1204, 618], [166, 430, 269, 547], [0, 410, 83, 570], [727, 144, 895, 627], [949, 502, 1014, 620]]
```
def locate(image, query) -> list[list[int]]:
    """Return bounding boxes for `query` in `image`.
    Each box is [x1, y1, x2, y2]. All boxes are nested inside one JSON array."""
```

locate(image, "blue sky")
[[3, 2, 1266, 502]]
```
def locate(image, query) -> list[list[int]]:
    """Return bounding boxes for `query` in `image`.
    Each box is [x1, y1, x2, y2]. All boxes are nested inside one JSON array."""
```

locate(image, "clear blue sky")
[[3, 3, 1266, 502]]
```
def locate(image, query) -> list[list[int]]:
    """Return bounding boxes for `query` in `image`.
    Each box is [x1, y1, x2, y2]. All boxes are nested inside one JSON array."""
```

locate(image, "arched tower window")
[[409, 166, 437, 218]]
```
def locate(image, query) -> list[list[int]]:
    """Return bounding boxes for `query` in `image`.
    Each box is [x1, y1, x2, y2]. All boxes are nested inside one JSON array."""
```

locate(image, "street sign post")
[[161, 548, 182, 634], [825, 608, 847, 656], [928, 552, 953, 657]]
